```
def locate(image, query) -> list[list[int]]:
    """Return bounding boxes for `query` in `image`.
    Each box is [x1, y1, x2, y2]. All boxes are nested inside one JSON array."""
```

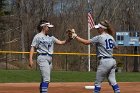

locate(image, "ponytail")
[[100, 20, 115, 36], [37, 23, 43, 32]]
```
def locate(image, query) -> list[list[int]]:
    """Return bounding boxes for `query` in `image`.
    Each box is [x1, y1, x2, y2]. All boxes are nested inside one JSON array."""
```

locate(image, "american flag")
[[88, 12, 95, 30]]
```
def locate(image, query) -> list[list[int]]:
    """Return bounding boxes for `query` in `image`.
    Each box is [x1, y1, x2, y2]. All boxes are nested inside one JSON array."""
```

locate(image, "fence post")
[[65, 55, 68, 71], [125, 56, 128, 72], [36, 54, 38, 71], [6, 53, 8, 70], [125, 46, 128, 72], [133, 46, 139, 72]]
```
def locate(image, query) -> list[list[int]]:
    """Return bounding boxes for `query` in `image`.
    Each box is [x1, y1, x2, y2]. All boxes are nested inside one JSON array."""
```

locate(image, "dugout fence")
[[0, 51, 139, 72]]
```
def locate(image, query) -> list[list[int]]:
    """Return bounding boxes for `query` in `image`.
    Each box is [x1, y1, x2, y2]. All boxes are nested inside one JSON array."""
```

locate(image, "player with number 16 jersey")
[[72, 20, 120, 93], [91, 32, 116, 58]]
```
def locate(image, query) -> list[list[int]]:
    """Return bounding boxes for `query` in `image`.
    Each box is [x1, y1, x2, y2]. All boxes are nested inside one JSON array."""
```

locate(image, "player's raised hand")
[[66, 29, 77, 39], [71, 29, 77, 38]]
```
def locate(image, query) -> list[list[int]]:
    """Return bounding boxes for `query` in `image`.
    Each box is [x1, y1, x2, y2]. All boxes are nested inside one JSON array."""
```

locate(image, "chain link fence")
[[0, 51, 139, 72]]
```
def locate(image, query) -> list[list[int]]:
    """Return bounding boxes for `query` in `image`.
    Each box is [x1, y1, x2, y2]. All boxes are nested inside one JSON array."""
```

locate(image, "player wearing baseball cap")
[[29, 20, 72, 93], [69, 20, 120, 93]]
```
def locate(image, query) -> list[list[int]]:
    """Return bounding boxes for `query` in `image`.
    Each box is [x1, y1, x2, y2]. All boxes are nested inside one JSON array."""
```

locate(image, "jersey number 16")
[[105, 39, 114, 49]]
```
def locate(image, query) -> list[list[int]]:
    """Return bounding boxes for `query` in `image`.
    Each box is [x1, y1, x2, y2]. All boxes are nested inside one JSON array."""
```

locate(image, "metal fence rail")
[[0, 51, 139, 72]]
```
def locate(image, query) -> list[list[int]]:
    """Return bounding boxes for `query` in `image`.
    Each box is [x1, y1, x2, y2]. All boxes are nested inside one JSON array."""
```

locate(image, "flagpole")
[[88, 24, 91, 72], [87, 0, 91, 72]]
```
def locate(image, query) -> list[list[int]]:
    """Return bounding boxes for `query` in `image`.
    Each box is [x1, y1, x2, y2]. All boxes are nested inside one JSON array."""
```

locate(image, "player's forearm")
[[55, 38, 72, 45], [75, 36, 90, 45], [56, 40, 66, 45], [29, 47, 34, 61]]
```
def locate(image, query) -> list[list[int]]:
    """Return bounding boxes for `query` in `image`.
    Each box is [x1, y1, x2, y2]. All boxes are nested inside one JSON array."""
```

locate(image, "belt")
[[38, 53, 53, 57], [98, 56, 115, 60]]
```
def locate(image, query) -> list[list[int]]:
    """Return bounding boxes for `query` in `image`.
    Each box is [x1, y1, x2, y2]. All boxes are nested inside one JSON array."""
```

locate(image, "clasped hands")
[[66, 29, 77, 39]]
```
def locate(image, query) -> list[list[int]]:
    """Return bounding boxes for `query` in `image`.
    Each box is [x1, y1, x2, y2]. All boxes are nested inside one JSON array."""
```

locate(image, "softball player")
[[71, 20, 120, 93], [29, 20, 71, 93]]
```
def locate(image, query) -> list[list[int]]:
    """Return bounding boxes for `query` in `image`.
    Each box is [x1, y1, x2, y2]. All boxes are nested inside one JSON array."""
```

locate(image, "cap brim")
[[40, 22, 54, 27], [47, 24, 54, 28], [94, 25, 100, 29], [94, 23, 107, 29]]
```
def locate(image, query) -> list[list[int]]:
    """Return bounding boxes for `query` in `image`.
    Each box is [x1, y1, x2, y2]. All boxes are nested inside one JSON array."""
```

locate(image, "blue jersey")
[[90, 33, 117, 57]]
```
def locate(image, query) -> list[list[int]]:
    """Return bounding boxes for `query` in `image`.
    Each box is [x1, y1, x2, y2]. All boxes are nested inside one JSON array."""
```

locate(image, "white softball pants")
[[37, 55, 52, 82], [94, 58, 117, 86]]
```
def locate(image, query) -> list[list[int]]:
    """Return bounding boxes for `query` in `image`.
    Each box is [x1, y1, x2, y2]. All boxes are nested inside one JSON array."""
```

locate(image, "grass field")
[[0, 70, 140, 83]]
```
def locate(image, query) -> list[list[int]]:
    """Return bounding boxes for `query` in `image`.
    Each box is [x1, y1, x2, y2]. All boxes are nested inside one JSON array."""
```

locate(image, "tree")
[[0, 0, 6, 50], [0, 0, 139, 71], [0, 0, 5, 16]]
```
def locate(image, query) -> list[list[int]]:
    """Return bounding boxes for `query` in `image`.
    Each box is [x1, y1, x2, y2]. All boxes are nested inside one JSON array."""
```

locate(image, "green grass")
[[116, 72, 140, 82], [0, 70, 40, 83], [51, 71, 96, 82], [0, 70, 140, 83]]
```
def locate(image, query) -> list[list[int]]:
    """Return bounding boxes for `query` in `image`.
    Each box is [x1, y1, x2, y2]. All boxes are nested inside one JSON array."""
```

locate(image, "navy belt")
[[38, 53, 52, 57], [98, 56, 115, 60]]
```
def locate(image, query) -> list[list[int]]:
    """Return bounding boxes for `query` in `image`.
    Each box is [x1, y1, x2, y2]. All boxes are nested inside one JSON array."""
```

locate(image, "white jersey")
[[90, 33, 117, 57], [31, 33, 57, 54]]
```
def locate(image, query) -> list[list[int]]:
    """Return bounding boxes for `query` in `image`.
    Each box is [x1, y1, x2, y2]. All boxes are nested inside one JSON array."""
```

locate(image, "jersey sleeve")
[[90, 35, 100, 45], [51, 36, 58, 43], [112, 38, 118, 47], [31, 35, 39, 48]]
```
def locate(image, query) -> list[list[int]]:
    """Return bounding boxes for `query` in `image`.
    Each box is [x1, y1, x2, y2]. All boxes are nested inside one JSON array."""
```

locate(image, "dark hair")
[[37, 20, 48, 32], [100, 20, 115, 36]]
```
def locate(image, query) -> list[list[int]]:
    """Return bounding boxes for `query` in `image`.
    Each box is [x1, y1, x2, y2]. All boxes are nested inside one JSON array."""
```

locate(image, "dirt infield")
[[0, 82, 140, 93]]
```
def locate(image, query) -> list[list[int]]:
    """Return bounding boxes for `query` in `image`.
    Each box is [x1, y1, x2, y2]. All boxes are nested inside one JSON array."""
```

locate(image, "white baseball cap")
[[40, 22, 54, 27], [94, 23, 107, 29]]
